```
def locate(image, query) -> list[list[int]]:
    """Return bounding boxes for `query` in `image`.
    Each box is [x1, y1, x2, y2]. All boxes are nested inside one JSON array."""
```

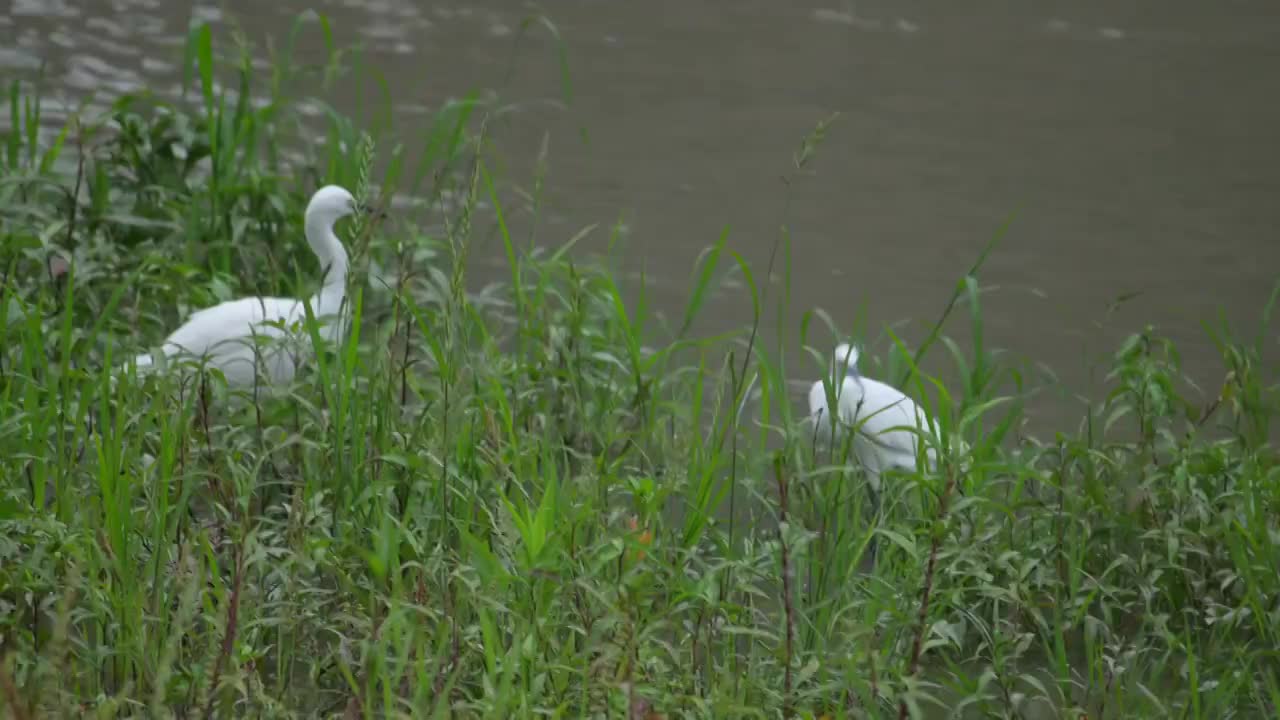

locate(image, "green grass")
[[2, 16, 1279, 720]]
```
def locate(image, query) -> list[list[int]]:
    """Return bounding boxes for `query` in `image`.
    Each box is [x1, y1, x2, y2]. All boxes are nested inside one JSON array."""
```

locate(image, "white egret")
[[807, 343, 938, 476], [128, 185, 358, 387], [807, 343, 939, 561]]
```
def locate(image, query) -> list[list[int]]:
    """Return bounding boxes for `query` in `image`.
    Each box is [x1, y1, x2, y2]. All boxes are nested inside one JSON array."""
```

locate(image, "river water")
[[5, 0, 1279, 429]]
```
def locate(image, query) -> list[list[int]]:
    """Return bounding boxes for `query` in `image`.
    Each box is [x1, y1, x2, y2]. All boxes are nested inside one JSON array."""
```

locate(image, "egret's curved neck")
[[835, 347, 860, 380], [305, 213, 349, 316]]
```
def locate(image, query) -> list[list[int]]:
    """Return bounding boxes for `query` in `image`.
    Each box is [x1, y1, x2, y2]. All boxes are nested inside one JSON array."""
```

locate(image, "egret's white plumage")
[[129, 185, 357, 387], [807, 343, 937, 478], [808, 344, 953, 568]]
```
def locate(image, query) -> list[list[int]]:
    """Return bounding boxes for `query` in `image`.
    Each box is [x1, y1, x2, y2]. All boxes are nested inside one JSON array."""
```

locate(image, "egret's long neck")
[[306, 214, 349, 318], [835, 347, 859, 381], [836, 358, 859, 381]]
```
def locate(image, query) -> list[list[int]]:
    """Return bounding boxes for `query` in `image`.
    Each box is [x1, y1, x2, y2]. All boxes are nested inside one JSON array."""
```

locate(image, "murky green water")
[[5, 0, 1279, 428]]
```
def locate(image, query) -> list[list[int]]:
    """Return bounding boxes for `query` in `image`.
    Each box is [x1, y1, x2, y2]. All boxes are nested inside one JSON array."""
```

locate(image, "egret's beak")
[[359, 203, 388, 222]]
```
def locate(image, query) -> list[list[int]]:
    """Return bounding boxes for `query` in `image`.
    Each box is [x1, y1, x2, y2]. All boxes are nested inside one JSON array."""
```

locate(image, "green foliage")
[[1, 16, 1278, 720]]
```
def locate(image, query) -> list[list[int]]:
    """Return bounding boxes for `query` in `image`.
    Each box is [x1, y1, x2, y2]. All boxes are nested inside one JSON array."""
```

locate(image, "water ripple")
[[85, 16, 131, 39], [64, 54, 146, 95], [0, 46, 41, 71], [13, 0, 79, 18], [811, 7, 922, 34]]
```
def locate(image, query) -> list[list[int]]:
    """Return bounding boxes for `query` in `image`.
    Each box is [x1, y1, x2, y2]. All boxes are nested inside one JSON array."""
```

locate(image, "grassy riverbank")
[[2, 20, 1278, 719]]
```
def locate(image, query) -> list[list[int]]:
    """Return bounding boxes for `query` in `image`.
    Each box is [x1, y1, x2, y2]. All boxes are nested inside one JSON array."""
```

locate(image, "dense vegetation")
[[2, 18, 1278, 719]]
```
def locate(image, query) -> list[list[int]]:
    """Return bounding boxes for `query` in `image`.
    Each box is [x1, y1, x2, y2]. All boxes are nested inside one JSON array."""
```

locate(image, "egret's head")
[[833, 343, 860, 376], [305, 185, 358, 229]]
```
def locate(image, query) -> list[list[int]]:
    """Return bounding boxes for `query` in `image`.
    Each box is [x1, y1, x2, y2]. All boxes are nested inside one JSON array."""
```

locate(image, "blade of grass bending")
[[898, 209, 1016, 387]]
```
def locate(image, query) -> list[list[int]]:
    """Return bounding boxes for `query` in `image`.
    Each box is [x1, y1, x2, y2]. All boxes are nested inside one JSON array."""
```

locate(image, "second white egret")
[[807, 343, 940, 566], [807, 343, 938, 477]]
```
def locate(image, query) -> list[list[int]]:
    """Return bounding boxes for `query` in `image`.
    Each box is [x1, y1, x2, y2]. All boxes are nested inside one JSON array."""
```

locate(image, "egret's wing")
[[165, 296, 301, 357], [841, 377, 935, 468]]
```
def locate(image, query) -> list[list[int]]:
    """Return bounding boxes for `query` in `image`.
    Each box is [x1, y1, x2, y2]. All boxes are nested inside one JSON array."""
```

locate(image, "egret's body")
[[807, 344, 937, 477], [808, 341, 939, 531], [130, 185, 356, 387]]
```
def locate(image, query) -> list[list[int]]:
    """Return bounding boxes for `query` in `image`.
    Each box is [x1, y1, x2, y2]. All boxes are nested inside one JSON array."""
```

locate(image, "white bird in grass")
[[807, 343, 938, 478], [808, 344, 940, 565], [128, 185, 358, 387]]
